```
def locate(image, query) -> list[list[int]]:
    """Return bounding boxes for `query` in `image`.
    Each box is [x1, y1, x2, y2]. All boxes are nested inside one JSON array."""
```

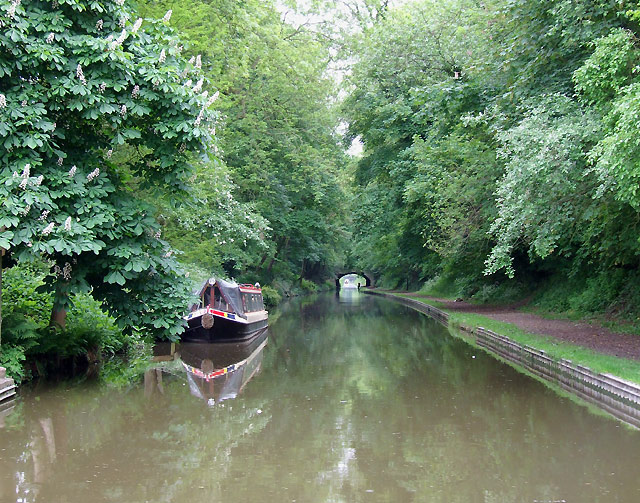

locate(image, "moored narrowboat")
[[183, 278, 268, 342]]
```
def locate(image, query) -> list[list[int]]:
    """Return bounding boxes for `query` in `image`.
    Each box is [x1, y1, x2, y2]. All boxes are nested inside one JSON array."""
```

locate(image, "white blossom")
[[106, 149, 113, 159], [188, 56, 195, 65], [207, 91, 220, 106], [132, 18, 142, 33], [159, 49, 166, 63], [194, 109, 204, 127], [87, 167, 100, 181], [115, 0, 125, 5], [42, 222, 55, 236], [21, 164, 30, 179], [46, 32, 55, 43], [118, 17, 126, 28], [64, 216, 72, 231], [195, 55, 202, 69], [99, 82, 106, 93], [21, 100, 27, 106], [34, 175, 43, 186], [7, 0, 20, 19], [192, 78, 203, 93], [68, 165, 77, 177], [21, 204, 30, 216], [131, 85, 140, 98], [96, 19, 103, 31], [154, 229, 161, 238], [162, 9, 172, 22], [76, 64, 87, 85], [120, 104, 127, 116], [184, 79, 192, 88], [39, 210, 49, 221], [110, 29, 127, 50], [57, 157, 64, 166], [0, 94, 6, 109]]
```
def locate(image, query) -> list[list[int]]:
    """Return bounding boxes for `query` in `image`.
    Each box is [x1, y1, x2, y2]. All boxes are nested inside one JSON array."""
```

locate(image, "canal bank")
[[363, 289, 640, 428]]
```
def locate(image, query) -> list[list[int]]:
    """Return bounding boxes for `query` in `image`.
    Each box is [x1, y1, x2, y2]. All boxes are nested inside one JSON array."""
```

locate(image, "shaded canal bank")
[[2, 292, 640, 502], [364, 289, 640, 429]]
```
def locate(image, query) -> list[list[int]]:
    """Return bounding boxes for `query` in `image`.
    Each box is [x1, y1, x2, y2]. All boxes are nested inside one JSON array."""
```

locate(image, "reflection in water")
[[1, 294, 640, 502], [336, 288, 363, 306], [179, 330, 267, 405], [144, 330, 268, 406]]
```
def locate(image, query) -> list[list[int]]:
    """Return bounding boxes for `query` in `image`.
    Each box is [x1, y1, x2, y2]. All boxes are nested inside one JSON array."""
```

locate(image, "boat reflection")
[[152, 330, 268, 406]]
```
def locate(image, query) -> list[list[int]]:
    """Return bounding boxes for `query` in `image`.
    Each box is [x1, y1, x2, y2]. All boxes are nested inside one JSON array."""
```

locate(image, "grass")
[[388, 292, 640, 385]]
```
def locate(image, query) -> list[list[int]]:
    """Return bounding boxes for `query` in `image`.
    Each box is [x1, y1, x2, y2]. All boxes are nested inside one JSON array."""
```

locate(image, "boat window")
[[214, 287, 230, 312], [241, 292, 263, 312], [242, 292, 252, 312], [203, 287, 211, 308]]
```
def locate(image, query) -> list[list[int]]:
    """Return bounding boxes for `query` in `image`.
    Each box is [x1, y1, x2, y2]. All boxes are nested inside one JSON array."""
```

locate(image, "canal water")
[[1, 291, 640, 502]]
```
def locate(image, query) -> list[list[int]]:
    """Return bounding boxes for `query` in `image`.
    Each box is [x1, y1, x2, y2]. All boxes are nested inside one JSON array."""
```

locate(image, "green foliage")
[[573, 29, 638, 110], [139, 0, 350, 284], [260, 285, 282, 308], [0, 344, 27, 383], [485, 95, 602, 276], [300, 278, 318, 293], [155, 158, 269, 277], [0, 259, 141, 381], [0, 0, 219, 338]]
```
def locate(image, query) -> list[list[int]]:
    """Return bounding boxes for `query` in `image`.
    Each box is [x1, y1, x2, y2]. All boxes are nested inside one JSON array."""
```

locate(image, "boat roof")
[[194, 277, 262, 319]]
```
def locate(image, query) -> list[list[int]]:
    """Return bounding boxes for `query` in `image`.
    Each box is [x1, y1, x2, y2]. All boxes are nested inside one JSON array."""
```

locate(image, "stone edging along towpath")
[[363, 289, 640, 429]]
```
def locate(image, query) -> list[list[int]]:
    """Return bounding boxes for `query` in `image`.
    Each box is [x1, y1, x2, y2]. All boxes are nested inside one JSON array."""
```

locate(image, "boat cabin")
[[192, 278, 265, 319]]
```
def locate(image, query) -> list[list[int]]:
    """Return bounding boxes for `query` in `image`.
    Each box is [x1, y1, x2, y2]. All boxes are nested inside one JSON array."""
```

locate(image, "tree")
[[140, 0, 350, 284], [0, 0, 219, 338], [484, 95, 602, 277]]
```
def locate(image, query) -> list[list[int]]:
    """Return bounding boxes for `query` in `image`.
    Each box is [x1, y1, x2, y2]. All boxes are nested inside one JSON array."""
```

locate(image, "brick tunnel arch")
[[335, 271, 374, 289]]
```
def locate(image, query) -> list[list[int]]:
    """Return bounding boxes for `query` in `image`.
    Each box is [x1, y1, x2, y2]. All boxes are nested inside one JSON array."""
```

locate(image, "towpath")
[[398, 292, 640, 361]]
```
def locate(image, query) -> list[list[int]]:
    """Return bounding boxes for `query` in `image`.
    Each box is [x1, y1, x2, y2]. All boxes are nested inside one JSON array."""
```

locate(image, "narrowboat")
[[183, 278, 268, 342]]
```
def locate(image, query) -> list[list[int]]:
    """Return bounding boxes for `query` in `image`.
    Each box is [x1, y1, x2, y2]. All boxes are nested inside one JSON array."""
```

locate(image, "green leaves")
[[0, 0, 219, 338], [485, 95, 601, 276]]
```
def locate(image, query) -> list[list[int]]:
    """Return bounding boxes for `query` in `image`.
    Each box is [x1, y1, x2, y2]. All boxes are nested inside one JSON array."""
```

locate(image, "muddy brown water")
[[1, 291, 640, 502]]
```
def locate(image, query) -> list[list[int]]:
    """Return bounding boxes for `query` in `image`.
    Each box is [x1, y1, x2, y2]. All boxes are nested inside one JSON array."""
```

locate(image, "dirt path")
[[401, 293, 640, 361]]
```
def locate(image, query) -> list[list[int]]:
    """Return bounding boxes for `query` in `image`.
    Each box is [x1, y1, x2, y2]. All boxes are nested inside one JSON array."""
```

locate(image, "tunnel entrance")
[[335, 271, 373, 289]]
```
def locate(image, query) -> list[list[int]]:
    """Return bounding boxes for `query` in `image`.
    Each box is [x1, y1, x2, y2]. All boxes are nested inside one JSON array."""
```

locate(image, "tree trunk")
[[49, 307, 67, 330], [49, 279, 68, 330]]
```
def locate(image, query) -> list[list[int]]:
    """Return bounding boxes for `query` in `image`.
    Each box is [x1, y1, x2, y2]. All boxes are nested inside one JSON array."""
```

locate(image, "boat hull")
[[182, 313, 268, 342]]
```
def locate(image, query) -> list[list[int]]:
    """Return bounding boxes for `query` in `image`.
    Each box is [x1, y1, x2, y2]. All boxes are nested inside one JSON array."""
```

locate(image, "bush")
[[300, 279, 318, 293], [0, 345, 27, 383], [261, 285, 282, 308], [1, 260, 135, 380]]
